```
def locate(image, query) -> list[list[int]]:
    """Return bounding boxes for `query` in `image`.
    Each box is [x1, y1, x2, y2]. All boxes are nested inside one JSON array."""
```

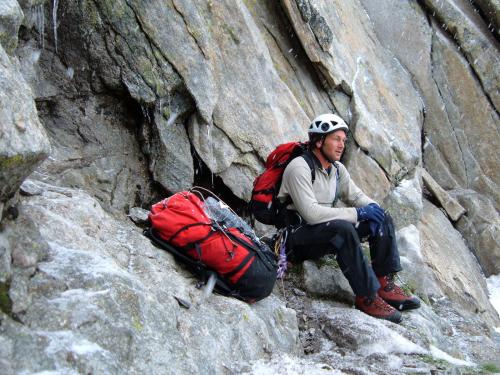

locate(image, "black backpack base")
[[144, 228, 276, 303]]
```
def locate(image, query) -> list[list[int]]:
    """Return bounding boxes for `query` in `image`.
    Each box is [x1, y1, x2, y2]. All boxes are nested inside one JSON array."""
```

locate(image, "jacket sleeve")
[[281, 160, 358, 224], [337, 163, 377, 208]]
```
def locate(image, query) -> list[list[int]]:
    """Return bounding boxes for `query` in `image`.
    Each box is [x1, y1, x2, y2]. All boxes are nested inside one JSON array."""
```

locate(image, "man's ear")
[[315, 139, 323, 149]]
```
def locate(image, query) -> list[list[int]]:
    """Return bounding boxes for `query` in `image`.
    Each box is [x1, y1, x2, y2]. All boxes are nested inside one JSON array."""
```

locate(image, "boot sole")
[[383, 312, 402, 324], [384, 298, 421, 311], [371, 311, 402, 324], [355, 305, 403, 323]]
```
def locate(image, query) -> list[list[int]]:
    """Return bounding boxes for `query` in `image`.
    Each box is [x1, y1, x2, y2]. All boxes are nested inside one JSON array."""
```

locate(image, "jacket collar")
[[308, 150, 333, 175]]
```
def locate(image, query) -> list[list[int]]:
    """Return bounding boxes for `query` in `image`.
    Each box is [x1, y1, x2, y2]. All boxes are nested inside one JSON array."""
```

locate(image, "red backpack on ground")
[[249, 142, 315, 227], [146, 190, 277, 303]]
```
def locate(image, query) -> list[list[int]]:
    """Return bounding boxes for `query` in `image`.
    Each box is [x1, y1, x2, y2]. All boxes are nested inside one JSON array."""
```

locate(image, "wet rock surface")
[[1, 0, 499, 373]]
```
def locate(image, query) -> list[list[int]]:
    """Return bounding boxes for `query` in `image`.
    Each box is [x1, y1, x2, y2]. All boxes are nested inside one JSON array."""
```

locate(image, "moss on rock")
[[0, 281, 12, 316], [0, 154, 26, 170]]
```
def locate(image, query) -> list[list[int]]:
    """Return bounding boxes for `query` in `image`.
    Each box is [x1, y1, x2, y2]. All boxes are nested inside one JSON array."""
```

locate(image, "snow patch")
[[48, 288, 110, 309], [429, 345, 475, 367], [23, 370, 79, 375], [240, 353, 343, 374], [60, 288, 110, 299], [42, 330, 107, 357], [71, 341, 104, 355], [486, 274, 500, 331], [359, 328, 426, 356], [386, 354, 403, 370], [40, 241, 130, 281], [396, 225, 422, 259]]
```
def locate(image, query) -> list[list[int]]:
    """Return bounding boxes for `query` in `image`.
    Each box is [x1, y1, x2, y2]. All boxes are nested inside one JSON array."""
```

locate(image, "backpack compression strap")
[[144, 228, 239, 297], [332, 161, 340, 207]]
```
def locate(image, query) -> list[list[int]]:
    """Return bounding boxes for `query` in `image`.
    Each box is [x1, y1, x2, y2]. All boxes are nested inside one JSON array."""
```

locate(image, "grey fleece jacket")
[[277, 155, 376, 225]]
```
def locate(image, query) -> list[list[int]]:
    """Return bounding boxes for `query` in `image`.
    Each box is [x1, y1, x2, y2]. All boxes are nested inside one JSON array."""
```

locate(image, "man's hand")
[[356, 203, 385, 224]]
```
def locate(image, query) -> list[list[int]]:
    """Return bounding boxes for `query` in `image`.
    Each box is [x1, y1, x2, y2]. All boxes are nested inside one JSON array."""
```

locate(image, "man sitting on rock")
[[278, 113, 420, 323]]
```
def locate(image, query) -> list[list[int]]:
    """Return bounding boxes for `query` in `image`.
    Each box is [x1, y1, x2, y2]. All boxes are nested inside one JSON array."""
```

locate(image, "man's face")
[[319, 130, 347, 162]]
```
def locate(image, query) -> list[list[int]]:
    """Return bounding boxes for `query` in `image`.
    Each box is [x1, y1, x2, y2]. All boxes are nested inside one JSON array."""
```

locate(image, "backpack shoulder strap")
[[301, 150, 316, 184], [332, 161, 340, 206]]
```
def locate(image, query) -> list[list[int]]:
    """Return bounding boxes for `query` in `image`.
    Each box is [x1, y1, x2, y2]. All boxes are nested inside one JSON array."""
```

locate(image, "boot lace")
[[384, 274, 409, 297], [368, 296, 395, 312]]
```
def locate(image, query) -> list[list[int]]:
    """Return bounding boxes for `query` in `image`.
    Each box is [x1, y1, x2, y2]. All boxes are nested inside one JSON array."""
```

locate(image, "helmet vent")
[[308, 113, 348, 134]]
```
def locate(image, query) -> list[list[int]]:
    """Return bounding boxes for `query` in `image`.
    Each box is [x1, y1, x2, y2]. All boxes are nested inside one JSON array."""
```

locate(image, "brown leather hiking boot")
[[377, 274, 421, 311], [355, 295, 402, 323]]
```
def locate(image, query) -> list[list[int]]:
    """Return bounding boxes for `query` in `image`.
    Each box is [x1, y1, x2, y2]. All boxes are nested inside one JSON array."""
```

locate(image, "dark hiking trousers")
[[286, 213, 402, 297]]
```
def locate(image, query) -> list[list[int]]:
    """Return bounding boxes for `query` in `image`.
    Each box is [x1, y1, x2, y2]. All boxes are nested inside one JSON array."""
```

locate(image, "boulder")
[[421, 168, 466, 221], [185, 0, 311, 200], [241, 1, 335, 119], [127, 207, 149, 226], [146, 112, 194, 194], [358, 0, 469, 195], [418, 200, 499, 326], [304, 298, 496, 373], [358, 0, 432, 86], [0, 44, 50, 210], [15, 40, 59, 100], [0, 233, 10, 284], [451, 189, 500, 277], [302, 259, 354, 303]]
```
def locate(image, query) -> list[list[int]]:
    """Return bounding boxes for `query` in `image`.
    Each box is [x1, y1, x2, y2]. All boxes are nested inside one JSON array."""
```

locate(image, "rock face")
[[430, 27, 499, 205], [0, 43, 50, 212], [424, 0, 500, 110], [1, 0, 499, 373], [281, 0, 426, 227], [282, 0, 423, 179], [51, 0, 313, 201], [0, 0, 23, 54], [474, 0, 500, 38], [359, 0, 500, 285]]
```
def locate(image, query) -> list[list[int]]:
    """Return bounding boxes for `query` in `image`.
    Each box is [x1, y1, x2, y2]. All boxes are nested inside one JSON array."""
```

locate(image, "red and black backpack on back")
[[249, 142, 315, 228], [145, 190, 277, 303]]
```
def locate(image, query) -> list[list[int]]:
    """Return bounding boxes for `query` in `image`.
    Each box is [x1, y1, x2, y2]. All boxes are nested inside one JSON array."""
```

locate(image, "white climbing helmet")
[[308, 113, 348, 134]]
